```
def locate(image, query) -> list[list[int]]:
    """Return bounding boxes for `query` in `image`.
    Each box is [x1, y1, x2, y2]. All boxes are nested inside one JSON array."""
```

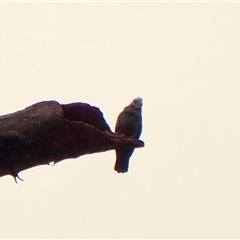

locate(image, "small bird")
[[114, 97, 143, 173]]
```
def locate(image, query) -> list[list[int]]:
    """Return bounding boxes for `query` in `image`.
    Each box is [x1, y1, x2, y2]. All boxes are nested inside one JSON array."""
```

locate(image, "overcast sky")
[[0, 2, 240, 239]]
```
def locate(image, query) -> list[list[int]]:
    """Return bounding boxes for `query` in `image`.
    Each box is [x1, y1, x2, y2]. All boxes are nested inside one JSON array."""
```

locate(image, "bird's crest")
[[130, 97, 143, 108]]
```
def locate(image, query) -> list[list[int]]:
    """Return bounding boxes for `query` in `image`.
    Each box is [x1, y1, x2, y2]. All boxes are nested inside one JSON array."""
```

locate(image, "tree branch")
[[0, 101, 144, 180]]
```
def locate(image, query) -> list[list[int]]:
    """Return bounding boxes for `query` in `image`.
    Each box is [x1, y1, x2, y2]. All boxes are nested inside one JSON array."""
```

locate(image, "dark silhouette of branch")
[[0, 101, 144, 181]]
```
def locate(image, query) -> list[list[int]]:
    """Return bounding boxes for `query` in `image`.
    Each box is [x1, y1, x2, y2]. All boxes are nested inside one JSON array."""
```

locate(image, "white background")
[[0, 2, 240, 238]]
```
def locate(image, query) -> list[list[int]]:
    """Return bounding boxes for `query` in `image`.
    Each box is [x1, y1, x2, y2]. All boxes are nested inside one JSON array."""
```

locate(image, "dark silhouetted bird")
[[114, 97, 143, 173]]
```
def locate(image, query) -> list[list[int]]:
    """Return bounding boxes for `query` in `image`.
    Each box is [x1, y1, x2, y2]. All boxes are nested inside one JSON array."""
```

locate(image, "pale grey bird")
[[114, 97, 143, 173]]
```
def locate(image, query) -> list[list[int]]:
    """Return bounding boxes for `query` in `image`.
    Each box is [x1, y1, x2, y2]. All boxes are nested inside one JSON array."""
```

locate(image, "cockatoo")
[[114, 97, 143, 173]]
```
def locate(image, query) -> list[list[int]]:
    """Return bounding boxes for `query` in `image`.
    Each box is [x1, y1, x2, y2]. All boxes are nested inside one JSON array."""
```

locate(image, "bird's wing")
[[115, 112, 122, 133]]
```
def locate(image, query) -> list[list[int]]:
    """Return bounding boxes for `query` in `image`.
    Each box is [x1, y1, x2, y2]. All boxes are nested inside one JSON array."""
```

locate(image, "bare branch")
[[0, 101, 144, 179]]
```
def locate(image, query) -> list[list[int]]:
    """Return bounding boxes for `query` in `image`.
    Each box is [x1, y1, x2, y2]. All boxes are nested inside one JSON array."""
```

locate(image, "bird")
[[114, 97, 143, 173]]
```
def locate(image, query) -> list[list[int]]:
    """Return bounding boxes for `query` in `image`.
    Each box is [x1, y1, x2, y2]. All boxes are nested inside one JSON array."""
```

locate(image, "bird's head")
[[130, 97, 143, 109]]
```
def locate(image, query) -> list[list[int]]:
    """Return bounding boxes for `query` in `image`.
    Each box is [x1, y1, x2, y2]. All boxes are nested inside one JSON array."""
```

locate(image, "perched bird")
[[114, 97, 143, 173]]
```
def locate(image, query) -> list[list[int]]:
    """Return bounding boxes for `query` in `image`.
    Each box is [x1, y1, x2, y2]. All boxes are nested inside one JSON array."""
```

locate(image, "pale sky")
[[0, 2, 240, 239]]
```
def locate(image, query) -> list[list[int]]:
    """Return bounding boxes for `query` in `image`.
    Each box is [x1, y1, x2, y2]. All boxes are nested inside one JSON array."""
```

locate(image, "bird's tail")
[[114, 148, 134, 173]]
